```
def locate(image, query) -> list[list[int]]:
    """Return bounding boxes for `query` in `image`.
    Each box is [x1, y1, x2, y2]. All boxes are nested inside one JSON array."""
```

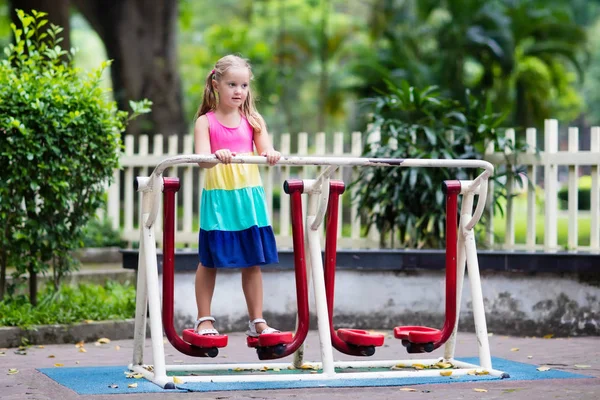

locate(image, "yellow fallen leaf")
[[574, 365, 591, 369], [84, 320, 94, 324], [537, 366, 551, 372], [435, 362, 453, 369], [510, 347, 519, 352], [54, 363, 64, 367], [394, 363, 406, 368], [37, 345, 45, 349], [412, 363, 425, 370], [439, 370, 452, 376], [97, 338, 111, 344], [172, 377, 183, 384], [468, 368, 489, 375], [400, 388, 417, 392], [128, 383, 138, 388], [79, 348, 87, 353], [273, 368, 281, 372], [543, 334, 554, 339], [474, 388, 488, 392], [233, 367, 244, 372], [8, 368, 19, 375], [75, 341, 85, 348], [300, 364, 314, 370]]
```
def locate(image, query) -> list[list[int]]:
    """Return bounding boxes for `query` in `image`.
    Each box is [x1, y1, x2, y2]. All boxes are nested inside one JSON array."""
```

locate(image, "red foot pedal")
[[246, 332, 294, 348], [182, 329, 228, 348], [337, 329, 385, 347], [394, 326, 442, 343]]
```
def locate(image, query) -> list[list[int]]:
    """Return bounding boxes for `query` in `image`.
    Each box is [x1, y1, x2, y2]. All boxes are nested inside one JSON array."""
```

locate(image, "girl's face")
[[213, 67, 250, 110]]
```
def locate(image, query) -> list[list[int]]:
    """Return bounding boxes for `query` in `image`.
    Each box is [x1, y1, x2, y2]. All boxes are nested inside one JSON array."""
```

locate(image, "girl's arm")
[[194, 115, 216, 169], [253, 116, 281, 165]]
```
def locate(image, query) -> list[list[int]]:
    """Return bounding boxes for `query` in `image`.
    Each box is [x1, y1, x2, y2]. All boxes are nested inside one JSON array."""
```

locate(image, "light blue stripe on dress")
[[200, 186, 271, 231]]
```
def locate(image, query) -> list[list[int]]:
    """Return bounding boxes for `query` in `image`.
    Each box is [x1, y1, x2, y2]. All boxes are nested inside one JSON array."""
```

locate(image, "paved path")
[[2, 331, 599, 399]]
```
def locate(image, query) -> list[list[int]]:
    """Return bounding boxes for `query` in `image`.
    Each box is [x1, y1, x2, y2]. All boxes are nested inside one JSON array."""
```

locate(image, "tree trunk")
[[9, 0, 71, 51], [28, 264, 37, 305], [73, 0, 187, 144], [317, 0, 329, 133]]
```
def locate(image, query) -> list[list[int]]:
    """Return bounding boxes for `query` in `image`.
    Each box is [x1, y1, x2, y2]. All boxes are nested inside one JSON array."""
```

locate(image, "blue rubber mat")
[[38, 357, 592, 394]]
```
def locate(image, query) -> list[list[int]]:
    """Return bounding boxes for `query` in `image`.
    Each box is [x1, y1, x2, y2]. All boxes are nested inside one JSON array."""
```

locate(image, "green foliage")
[[558, 176, 593, 211], [0, 281, 136, 329], [81, 217, 125, 248], [178, 0, 363, 135], [353, 81, 525, 248], [354, 0, 588, 130], [0, 10, 151, 297]]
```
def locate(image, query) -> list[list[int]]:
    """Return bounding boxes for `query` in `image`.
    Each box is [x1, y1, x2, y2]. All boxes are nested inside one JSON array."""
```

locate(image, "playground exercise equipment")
[[130, 154, 508, 389]]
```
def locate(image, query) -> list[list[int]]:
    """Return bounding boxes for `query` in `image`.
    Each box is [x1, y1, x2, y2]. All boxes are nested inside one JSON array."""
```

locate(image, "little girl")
[[193, 54, 281, 338]]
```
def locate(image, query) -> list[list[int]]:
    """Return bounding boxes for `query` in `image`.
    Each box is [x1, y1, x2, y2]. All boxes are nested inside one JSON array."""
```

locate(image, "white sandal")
[[246, 318, 280, 338], [194, 316, 219, 336]]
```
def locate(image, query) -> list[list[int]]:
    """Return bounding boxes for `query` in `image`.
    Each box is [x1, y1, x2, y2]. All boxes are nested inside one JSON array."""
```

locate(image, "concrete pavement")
[[1, 330, 599, 400]]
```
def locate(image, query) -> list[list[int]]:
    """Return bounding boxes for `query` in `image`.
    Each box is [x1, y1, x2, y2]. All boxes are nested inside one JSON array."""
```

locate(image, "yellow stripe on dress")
[[204, 155, 262, 191]]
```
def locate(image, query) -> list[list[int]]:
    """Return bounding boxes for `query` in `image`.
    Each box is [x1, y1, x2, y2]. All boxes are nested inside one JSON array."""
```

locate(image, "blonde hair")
[[195, 54, 263, 133]]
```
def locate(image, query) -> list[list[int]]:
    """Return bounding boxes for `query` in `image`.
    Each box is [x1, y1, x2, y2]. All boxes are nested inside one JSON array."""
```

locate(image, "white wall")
[[166, 269, 600, 337]]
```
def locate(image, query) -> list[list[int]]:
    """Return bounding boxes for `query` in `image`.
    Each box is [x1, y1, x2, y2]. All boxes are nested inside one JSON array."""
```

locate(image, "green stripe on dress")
[[200, 186, 271, 231]]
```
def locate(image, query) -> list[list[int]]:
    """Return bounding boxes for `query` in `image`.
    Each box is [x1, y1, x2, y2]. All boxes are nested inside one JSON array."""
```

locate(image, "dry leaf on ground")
[[543, 334, 554, 339]]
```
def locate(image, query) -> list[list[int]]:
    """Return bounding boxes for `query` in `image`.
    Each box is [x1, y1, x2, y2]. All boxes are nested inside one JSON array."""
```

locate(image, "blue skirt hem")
[[198, 225, 279, 268]]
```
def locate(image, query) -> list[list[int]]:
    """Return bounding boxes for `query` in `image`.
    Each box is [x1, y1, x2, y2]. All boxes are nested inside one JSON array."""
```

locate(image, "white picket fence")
[[105, 119, 600, 253], [485, 119, 599, 252]]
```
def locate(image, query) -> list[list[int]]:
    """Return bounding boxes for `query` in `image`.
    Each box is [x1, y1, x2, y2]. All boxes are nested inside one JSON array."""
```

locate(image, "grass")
[[492, 191, 592, 249], [0, 281, 136, 329]]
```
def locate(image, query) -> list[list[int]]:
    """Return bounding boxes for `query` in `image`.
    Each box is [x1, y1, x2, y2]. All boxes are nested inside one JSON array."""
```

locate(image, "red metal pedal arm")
[[433, 180, 461, 349], [162, 177, 215, 357], [273, 179, 310, 358], [323, 181, 371, 356]]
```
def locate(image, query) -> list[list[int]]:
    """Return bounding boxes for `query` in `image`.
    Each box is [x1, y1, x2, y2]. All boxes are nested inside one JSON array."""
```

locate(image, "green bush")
[[0, 10, 151, 300], [558, 176, 592, 211], [0, 281, 136, 329], [353, 81, 525, 248], [82, 217, 125, 248]]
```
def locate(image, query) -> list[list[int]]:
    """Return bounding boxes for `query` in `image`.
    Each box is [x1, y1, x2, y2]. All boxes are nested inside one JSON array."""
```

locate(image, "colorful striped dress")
[[198, 111, 279, 268]]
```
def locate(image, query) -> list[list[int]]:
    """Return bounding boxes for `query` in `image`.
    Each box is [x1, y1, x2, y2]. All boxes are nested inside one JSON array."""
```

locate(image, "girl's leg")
[[241, 265, 271, 333], [195, 263, 217, 331]]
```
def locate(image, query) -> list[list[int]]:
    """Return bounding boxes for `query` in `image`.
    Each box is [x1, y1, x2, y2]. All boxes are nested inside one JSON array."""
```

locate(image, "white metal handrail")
[[135, 154, 493, 231]]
